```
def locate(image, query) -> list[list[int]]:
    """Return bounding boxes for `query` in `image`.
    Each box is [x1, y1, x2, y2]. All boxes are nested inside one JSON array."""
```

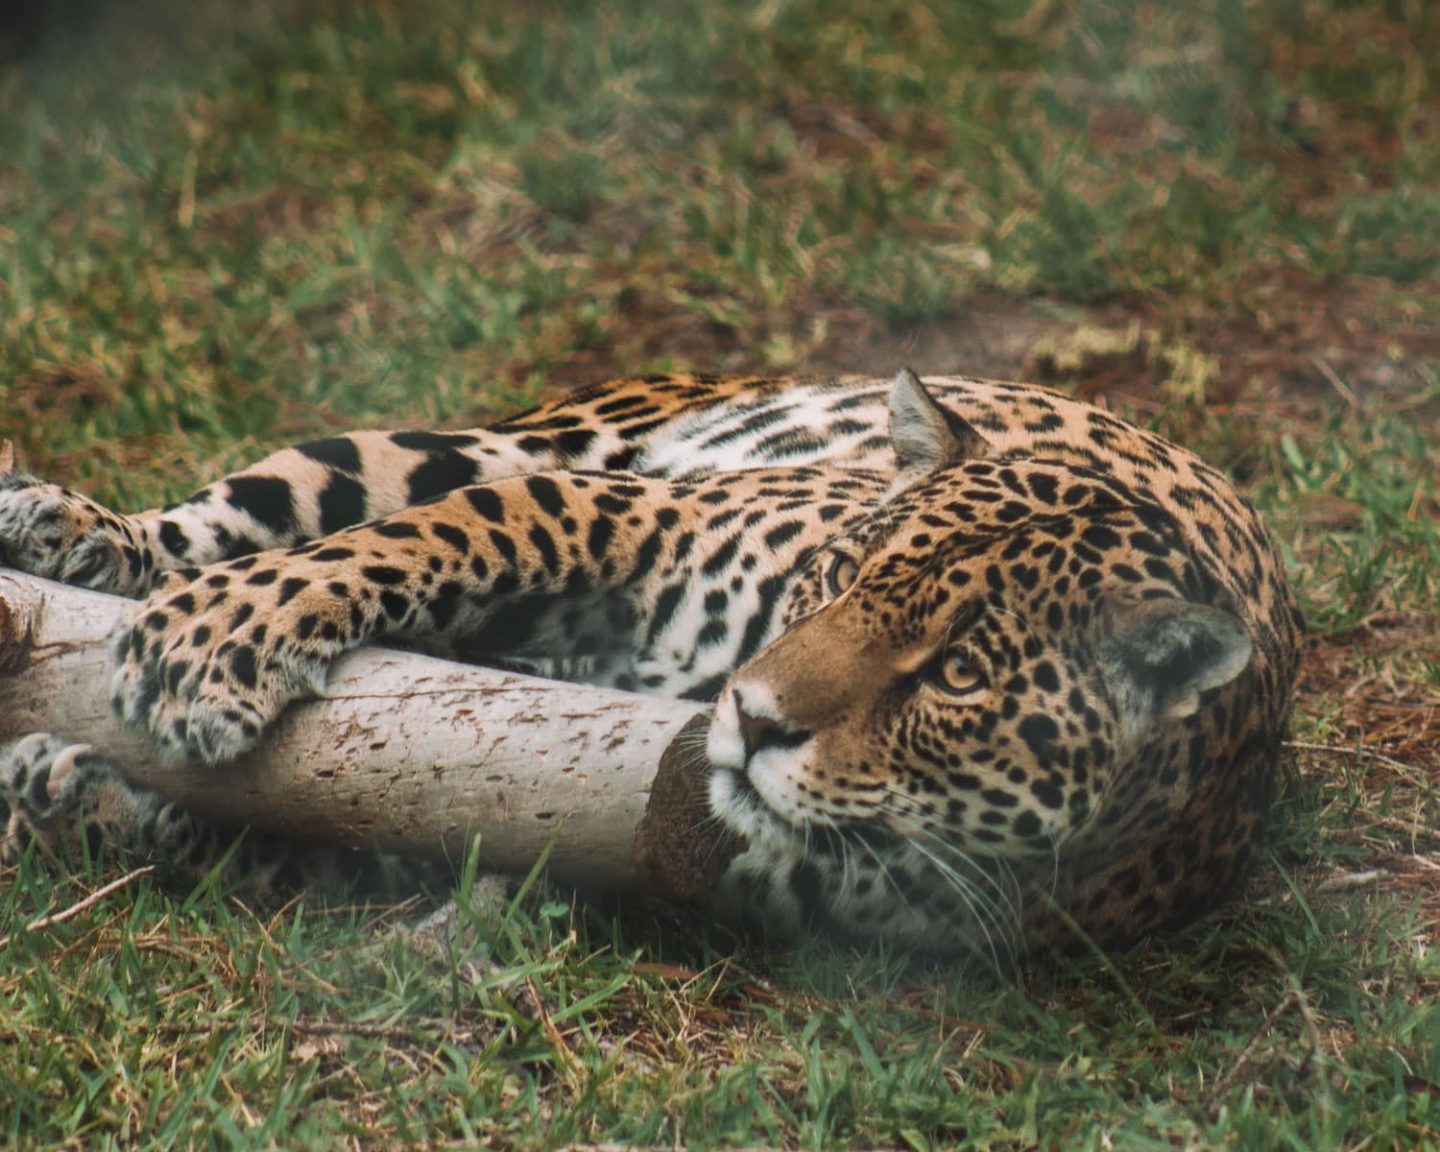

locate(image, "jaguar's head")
[[706, 371, 1257, 953]]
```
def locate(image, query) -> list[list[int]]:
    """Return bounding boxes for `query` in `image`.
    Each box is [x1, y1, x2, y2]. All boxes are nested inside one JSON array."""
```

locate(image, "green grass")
[[2, 0, 1439, 1147]]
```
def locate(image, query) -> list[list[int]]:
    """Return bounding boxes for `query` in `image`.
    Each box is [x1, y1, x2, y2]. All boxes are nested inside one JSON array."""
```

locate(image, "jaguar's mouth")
[[722, 759, 764, 807], [708, 761, 799, 846], [708, 761, 909, 860]]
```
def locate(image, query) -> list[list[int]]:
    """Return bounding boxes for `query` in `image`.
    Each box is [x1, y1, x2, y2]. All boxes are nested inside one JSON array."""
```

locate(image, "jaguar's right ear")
[[888, 369, 994, 473], [1098, 596, 1253, 742]]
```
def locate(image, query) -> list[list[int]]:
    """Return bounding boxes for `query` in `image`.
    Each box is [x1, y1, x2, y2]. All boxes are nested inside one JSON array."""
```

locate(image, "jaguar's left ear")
[[888, 369, 994, 473], [1099, 597, 1253, 735]]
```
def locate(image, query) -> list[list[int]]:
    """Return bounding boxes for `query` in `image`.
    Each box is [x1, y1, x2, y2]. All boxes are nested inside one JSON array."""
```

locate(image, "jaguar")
[[0, 370, 1302, 956]]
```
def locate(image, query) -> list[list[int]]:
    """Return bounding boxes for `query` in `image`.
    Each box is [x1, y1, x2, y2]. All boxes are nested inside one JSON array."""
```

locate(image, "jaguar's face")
[[706, 464, 1255, 876]]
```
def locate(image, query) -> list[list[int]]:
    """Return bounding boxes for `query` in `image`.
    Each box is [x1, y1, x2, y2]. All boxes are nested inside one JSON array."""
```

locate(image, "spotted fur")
[[0, 370, 1302, 956]]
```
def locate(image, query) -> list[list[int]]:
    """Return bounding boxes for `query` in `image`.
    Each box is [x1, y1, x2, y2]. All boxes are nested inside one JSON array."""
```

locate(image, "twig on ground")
[[1285, 739, 1425, 775], [0, 864, 155, 948]]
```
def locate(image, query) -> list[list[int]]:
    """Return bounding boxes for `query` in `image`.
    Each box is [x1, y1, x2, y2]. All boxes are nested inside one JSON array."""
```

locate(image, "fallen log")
[[0, 570, 738, 899]]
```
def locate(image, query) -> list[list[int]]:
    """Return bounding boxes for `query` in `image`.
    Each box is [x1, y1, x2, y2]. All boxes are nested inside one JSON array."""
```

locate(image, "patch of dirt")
[[1298, 623, 1440, 762], [807, 275, 1440, 419], [1291, 617, 1440, 934], [804, 293, 1117, 383]]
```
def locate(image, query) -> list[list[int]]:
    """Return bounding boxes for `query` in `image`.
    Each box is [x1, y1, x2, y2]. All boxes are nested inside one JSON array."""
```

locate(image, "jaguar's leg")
[[0, 374, 778, 596], [0, 733, 442, 901], [108, 463, 881, 764]]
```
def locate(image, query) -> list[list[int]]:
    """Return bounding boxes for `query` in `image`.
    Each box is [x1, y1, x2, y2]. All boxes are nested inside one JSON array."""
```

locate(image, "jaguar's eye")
[[936, 648, 984, 695], [827, 554, 860, 596]]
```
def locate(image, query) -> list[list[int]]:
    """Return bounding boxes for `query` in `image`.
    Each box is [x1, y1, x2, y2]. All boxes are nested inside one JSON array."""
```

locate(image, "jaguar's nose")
[[733, 688, 811, 762]]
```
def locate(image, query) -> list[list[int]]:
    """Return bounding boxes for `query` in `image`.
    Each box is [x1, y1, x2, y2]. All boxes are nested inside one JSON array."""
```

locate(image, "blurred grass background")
[[2, 1, 1439, 1148]]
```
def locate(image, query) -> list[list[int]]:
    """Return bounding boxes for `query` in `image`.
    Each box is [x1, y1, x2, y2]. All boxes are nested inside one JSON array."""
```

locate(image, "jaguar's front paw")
[[0, 474, 152, 595], [0, 732, 160, 867], [109, 572, 334, 764]]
